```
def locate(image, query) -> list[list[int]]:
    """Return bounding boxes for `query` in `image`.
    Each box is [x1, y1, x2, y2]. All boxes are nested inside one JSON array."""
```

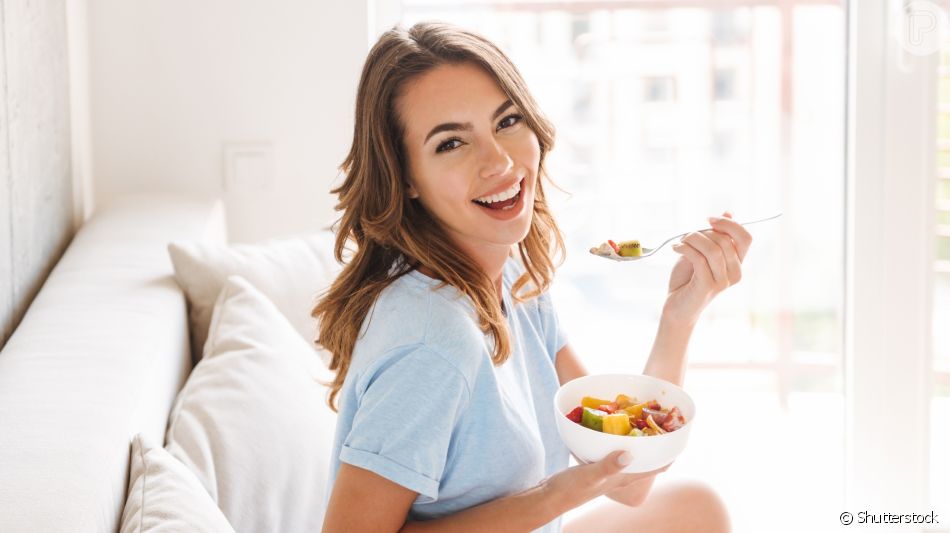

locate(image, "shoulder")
[[351, 271, 485, 384], [352, 342, 475, 404], [354, 274, 430, 350]]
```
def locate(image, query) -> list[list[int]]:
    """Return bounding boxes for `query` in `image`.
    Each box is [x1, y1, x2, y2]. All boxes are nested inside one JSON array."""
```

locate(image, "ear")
[[406, 181, 420, 199]]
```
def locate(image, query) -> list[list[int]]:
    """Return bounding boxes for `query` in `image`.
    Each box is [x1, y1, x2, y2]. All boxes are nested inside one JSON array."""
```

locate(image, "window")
[[713, 68, 736, 100], [643, 76, 676, 102], [399, 2, 845, 530]]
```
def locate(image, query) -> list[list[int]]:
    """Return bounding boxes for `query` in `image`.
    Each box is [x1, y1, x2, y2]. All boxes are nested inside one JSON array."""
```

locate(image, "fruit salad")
[[564, 393, 686, 436], [589, 239, 642, 258]]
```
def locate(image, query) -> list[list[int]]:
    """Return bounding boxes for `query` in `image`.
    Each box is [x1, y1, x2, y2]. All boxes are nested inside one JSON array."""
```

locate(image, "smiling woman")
[[400, 63, 540, 251], [315, 21, 736, 533]]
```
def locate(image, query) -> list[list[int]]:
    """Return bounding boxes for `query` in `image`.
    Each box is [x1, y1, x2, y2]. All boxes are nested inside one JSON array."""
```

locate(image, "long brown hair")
[[313, 22, 565, 411]]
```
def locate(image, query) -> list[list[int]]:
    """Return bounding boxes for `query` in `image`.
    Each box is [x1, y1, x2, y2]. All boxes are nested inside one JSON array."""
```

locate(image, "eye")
[[497, 113, 523, 130], [435, 138, 463, 154]]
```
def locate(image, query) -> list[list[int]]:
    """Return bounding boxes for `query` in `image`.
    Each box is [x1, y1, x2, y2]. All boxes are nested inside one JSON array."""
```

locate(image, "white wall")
[[85, 1, 385, 243], [1, 0, 75, 348]]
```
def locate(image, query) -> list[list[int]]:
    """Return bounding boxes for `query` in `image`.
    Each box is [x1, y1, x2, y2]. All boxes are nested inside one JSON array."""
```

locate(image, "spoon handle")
[[687, 212, 783, 239], [653, 213, 783, 253], [735, 212, 783, 227]]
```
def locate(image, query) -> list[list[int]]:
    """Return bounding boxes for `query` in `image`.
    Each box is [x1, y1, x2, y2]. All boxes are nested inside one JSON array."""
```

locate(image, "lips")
[[477, 190, 520, 210], [472, 177, 524, 208]]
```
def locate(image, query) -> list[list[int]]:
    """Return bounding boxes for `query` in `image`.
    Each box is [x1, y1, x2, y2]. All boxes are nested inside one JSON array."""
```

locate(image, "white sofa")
[[0, 195, 226, 531], [0, 194, 339, 532]]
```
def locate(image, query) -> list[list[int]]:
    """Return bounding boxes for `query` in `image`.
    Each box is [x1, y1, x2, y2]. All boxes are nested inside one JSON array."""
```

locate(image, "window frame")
[[378, 0, 944, 520], [845, 0, 937, 517]]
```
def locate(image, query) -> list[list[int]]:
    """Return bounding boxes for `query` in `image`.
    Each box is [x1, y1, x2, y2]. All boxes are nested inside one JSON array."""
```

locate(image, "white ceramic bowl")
[[553, 373, 696, 473]]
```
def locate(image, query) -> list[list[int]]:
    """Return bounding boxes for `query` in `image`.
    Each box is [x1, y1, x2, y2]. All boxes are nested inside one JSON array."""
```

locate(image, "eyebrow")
[[423, 99, 515, 145]]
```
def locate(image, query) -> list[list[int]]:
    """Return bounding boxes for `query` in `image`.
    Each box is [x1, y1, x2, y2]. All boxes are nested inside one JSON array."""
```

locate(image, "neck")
[[417, 239, 509, 304], [468, 244, 508, 297]]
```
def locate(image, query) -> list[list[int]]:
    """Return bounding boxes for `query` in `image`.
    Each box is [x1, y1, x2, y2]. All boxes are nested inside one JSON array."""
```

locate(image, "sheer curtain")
[[397, 2, 845, 531]]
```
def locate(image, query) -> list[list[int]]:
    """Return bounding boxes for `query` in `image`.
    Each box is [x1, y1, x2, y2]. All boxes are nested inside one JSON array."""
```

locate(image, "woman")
[[316, 21, 747, 532]]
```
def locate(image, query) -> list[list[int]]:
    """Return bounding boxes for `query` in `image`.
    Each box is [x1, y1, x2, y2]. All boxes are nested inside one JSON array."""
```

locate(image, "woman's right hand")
[[541, 451, 671, 512], [327, 453, 671, 533]]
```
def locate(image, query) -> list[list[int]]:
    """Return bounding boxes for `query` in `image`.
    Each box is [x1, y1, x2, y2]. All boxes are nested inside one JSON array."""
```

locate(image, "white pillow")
[[120, 433, 235, 533], [167, 231, 340, 364], [165, 276, 336, 533]]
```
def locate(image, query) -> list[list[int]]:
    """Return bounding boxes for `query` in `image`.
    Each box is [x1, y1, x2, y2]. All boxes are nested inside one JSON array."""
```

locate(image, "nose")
[[479, 137, 514, 179]]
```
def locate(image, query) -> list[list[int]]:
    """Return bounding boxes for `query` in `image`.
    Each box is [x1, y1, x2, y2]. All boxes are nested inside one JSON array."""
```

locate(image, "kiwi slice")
[[581, 407, 606, 432]]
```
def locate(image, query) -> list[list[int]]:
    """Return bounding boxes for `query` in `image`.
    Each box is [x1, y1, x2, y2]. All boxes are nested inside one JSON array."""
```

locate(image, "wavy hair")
[[312, 21, 565, 411]]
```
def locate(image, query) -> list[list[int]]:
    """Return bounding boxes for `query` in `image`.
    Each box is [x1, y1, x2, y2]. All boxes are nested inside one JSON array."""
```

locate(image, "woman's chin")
[[490, 219, 533, 248]]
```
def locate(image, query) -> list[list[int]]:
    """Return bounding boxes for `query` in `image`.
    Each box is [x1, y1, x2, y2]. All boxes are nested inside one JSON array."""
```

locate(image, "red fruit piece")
[[598, 402, 619, 414], [607, 240, 620, 254], [566, 406, 583, 423], [661, 406, 685, 432], [643, 407, 669, 425]]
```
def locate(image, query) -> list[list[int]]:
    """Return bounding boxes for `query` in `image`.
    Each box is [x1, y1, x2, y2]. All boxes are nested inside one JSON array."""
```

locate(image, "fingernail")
[[617, 452, 632, 466], [672, 243, 684, 251], [708, 216, 723, 224]]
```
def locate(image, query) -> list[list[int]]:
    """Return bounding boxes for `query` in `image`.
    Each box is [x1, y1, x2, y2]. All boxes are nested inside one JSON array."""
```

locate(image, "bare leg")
[[562, 479, 731, 533]]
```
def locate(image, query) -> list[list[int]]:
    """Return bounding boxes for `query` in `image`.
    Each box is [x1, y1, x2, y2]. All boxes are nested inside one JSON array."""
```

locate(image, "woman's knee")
[[661, 480, 731, 533]]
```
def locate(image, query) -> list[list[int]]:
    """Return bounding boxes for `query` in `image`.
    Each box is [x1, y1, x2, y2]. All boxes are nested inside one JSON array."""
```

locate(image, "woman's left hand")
[[663, 211, 752, 326], [569, 452, 672, 507]]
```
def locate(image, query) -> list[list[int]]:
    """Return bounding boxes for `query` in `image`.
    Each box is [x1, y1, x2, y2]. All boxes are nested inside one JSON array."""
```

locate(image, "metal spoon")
[[589, 213, 783, 262]]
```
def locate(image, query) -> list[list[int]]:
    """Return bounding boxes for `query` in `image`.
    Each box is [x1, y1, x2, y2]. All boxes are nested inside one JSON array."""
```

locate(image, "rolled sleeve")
[[341, 345, 472, 502]]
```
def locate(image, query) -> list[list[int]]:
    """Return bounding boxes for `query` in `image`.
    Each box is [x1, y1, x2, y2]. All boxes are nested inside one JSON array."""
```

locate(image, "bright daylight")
[[0, 1, 946, 532]]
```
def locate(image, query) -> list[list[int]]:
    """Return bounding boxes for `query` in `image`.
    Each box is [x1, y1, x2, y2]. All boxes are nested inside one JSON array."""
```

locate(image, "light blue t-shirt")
[[325, 257, 570, 531]]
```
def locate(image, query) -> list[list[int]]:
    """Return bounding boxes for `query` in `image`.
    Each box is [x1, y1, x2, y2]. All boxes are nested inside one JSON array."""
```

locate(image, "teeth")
[[474, 180, 521, 204]]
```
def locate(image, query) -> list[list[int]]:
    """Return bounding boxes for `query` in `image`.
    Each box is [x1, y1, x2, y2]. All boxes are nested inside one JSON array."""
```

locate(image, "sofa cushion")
[[167, 232, 340, 365], [0, 194, 225, 533], [120, 433, 235, 533], [165, 275, 335, 532]]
